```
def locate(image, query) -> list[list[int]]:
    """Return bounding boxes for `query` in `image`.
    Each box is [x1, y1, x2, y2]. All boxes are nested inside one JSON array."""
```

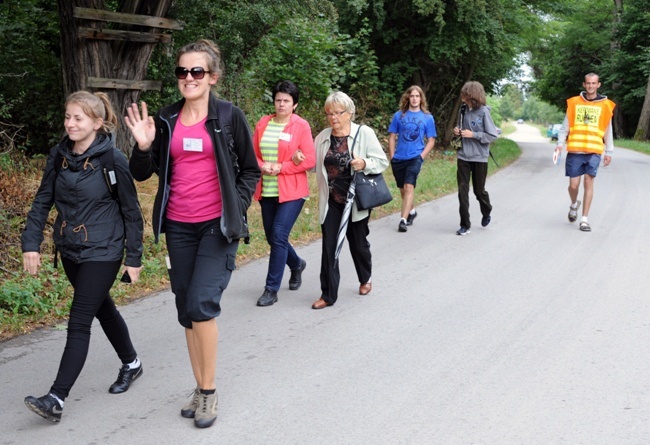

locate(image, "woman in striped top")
[[252, 80, 316, 307]]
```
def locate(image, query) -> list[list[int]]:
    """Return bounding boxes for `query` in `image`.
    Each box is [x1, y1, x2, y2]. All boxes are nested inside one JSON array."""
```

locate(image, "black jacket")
[[22, 133, 144, 266], [129, 94, 260, 243]]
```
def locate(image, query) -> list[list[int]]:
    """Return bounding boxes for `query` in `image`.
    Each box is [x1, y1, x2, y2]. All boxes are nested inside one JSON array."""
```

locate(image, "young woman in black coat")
[[21, 91, 144, 423]]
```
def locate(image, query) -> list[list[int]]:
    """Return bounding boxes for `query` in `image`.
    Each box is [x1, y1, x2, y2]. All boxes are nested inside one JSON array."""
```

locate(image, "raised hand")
[[124, 102, 156, 151]]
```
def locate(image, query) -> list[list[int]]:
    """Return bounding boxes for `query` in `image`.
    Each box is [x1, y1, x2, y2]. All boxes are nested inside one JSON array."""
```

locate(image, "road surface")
[[1, 123, 649, 444]]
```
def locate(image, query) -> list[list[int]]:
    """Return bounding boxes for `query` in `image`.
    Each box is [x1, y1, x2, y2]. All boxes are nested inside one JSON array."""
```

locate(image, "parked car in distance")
[[517, 119, 524, 124], [547, 124, 562, 141]]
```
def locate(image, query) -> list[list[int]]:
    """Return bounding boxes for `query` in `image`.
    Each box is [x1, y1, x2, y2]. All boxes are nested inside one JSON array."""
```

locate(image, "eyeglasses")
[[175, 67, 211, 80], [325, 111, 346, 118]]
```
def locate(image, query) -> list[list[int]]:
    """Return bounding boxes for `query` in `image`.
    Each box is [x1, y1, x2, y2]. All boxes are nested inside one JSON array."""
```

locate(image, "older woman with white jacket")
[[312, 92, 389, 310]]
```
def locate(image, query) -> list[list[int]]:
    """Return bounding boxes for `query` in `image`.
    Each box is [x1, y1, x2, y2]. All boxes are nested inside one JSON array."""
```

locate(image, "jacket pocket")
[[78, 220, 121, 260]]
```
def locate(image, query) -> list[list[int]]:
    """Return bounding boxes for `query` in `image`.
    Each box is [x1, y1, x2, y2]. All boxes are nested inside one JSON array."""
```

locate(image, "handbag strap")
[[349, 124, 362, 160]]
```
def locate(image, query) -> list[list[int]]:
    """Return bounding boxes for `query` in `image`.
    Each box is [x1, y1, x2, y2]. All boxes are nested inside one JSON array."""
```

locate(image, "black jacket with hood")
[[128, 94, 260, 243], [21, 133, 144, 266]]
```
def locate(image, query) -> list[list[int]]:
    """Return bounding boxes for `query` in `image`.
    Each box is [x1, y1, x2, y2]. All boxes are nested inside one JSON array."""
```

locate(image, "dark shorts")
[[164, 218, 239, 328], [391, 156, 424, 188], [565, 153, 601, 178]]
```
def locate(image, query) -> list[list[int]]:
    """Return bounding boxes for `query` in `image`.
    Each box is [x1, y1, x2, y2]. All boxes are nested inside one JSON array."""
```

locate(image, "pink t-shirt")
[[166, 114, 222, 222]]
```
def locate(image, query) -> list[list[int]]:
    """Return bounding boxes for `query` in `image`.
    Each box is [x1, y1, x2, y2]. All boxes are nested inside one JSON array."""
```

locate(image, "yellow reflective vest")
[[566, 95, 615, 155]]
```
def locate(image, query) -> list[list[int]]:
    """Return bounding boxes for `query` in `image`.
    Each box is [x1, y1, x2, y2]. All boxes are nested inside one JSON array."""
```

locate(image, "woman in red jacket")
[[252, 80, 316, 306]]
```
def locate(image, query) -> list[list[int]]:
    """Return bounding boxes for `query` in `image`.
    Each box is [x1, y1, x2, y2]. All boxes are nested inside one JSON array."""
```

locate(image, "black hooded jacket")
[[22, 133, 144, 266], [129, 94, 260, 243]]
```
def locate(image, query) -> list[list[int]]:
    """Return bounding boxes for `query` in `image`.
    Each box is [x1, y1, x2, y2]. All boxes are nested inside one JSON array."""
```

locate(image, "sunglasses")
[[174, 67, 211, 80]]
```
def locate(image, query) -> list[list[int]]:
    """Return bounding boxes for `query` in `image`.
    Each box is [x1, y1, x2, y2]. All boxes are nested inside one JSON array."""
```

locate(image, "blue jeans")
[[260, 197, 305, 292]]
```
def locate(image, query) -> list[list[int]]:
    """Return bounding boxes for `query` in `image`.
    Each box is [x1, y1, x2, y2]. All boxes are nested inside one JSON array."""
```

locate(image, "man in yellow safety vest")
[[554, 73, 615, 232]]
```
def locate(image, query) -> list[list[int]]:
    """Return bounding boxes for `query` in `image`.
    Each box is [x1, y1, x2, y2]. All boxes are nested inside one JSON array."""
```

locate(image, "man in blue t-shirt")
[[388, 85, 437, 232]]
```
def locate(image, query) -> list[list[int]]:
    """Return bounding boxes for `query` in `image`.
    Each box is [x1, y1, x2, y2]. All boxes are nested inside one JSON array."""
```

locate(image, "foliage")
[[0, 0, 62, 154], [604, 0, 650, 137]]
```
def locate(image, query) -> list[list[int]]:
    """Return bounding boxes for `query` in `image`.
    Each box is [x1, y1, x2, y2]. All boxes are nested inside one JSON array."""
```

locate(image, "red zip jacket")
[[252, 113, 316, 203]]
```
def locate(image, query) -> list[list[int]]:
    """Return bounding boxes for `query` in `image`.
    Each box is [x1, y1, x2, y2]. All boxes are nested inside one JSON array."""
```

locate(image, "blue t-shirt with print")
[[388, 110, 437, 160]]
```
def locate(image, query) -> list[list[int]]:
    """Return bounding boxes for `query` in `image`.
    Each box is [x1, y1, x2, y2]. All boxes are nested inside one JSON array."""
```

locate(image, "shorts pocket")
[[226, 253, 236, 272]]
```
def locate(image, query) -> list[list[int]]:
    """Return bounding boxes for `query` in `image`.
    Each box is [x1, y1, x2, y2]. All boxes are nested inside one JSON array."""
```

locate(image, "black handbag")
[[355, 171, 393, 210], [350, 125, 393, 211]]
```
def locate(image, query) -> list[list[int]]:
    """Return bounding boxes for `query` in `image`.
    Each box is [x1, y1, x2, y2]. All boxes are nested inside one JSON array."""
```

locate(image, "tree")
[[57, 0, 174, 152], [333, 0, 540, 144]]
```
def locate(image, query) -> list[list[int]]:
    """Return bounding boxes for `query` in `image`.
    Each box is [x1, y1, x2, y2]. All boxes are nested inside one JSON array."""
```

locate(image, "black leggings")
[[50, 258, 137, 400]]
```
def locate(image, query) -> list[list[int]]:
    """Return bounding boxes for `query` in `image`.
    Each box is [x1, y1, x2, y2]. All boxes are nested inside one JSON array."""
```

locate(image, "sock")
[[49, 393, 64, 407], [401, 218, 407, 223], [127, 357, 140, 370], [409, 209, 416, 215], [570, 202, 578, 209], [200, 388, 216, 395], [581, 216, 588, 223]]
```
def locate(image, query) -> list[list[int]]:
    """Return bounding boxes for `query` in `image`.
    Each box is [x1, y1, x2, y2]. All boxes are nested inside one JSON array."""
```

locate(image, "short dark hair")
[[273, 80, 299, 104]]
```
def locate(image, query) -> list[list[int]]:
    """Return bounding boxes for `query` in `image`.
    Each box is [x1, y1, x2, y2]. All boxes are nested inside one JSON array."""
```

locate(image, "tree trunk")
[[56, 0, 173, 153], [635, 72, 650, 140], [610, 0, 625, 138]]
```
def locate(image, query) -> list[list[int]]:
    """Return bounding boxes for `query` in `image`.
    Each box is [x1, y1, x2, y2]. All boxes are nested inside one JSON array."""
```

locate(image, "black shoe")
[[288, 259, 306, 291], [256, 289, 278, 307], [481, 215, 491, 227], [456, 226, 471, 236], [406, 211, 418, 226], [109, 362, 143, 394], [398, 220, 407, 232], [24, 394, 63, 422]]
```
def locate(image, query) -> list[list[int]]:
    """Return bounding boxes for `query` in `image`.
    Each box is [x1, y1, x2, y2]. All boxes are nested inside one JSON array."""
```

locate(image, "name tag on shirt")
[[279, 132, 292, 142], [183, 138, 203, 152]]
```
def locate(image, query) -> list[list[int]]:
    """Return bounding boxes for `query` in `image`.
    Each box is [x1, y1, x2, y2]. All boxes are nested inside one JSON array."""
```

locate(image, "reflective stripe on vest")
[[566, 96, 615, 154]]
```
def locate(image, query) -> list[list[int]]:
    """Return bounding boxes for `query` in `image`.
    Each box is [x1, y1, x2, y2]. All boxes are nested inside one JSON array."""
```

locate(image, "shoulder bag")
[[350, 125, 393, 211]]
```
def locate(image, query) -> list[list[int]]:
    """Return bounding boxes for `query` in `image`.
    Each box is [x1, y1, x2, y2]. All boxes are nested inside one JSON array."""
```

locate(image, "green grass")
[[614, 138, 650, 155], [0, 138, 522, 340]]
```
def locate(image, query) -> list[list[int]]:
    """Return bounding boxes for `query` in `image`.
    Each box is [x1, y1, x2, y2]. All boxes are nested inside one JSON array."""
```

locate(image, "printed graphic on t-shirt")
[[574, 105, 601, 126], [400, 116, 425, 142]]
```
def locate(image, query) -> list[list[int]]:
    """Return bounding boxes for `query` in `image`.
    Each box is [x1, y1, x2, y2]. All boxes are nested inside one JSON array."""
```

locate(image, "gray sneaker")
[[194, 391, 218, 428], [181, 386, 199, 418]]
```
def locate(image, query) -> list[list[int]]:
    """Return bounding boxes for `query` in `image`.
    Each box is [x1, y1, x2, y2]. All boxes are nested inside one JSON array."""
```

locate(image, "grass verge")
[[0, 138, 521, 340]]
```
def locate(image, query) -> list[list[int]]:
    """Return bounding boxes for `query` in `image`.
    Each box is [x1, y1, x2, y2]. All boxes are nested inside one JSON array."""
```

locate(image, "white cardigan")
[[314, 122, 389, 224]]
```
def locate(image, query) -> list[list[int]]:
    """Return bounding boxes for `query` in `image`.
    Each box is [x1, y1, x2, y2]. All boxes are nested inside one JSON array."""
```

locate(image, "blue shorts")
[[565, 153, 601, 178], [391, 156, 424, 188]]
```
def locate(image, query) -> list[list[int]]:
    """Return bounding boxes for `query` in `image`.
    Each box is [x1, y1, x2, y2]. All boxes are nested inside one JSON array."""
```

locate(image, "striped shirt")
[[260, 120, 287, 197]]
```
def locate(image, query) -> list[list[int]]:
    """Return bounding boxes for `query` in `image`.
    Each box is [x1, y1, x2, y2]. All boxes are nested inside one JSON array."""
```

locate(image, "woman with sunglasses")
[[312, 92, 388, 310], [125, 39, 260, 429], [252, 80, 315, 307]]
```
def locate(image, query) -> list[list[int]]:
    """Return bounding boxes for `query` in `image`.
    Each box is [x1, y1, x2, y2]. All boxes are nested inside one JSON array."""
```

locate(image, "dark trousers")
[[457, 158, 492, 229], [51, 258, 137, 400], [165, 218, 238, 328], [320, 201, 372, 305], [259, 197, 305, 292]]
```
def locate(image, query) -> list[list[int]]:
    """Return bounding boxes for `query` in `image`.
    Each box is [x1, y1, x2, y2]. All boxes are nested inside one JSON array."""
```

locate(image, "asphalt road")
[[2, 123, 649, 444]]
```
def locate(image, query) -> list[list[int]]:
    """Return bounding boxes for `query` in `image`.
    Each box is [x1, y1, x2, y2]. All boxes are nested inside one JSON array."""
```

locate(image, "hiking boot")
[[456, 227, 471, 236], [406, 211, 418, 226], [181, 387, 200, 418], [109, 362, 143, 394], [398, 220, 407, 232], [289, 259, 306, 290], [256, 289, 278, 307], [24, 394, 63, 422], [568, 200, 581, 223], [194, 391, 218, 428], [481, 215, 491, 227]]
